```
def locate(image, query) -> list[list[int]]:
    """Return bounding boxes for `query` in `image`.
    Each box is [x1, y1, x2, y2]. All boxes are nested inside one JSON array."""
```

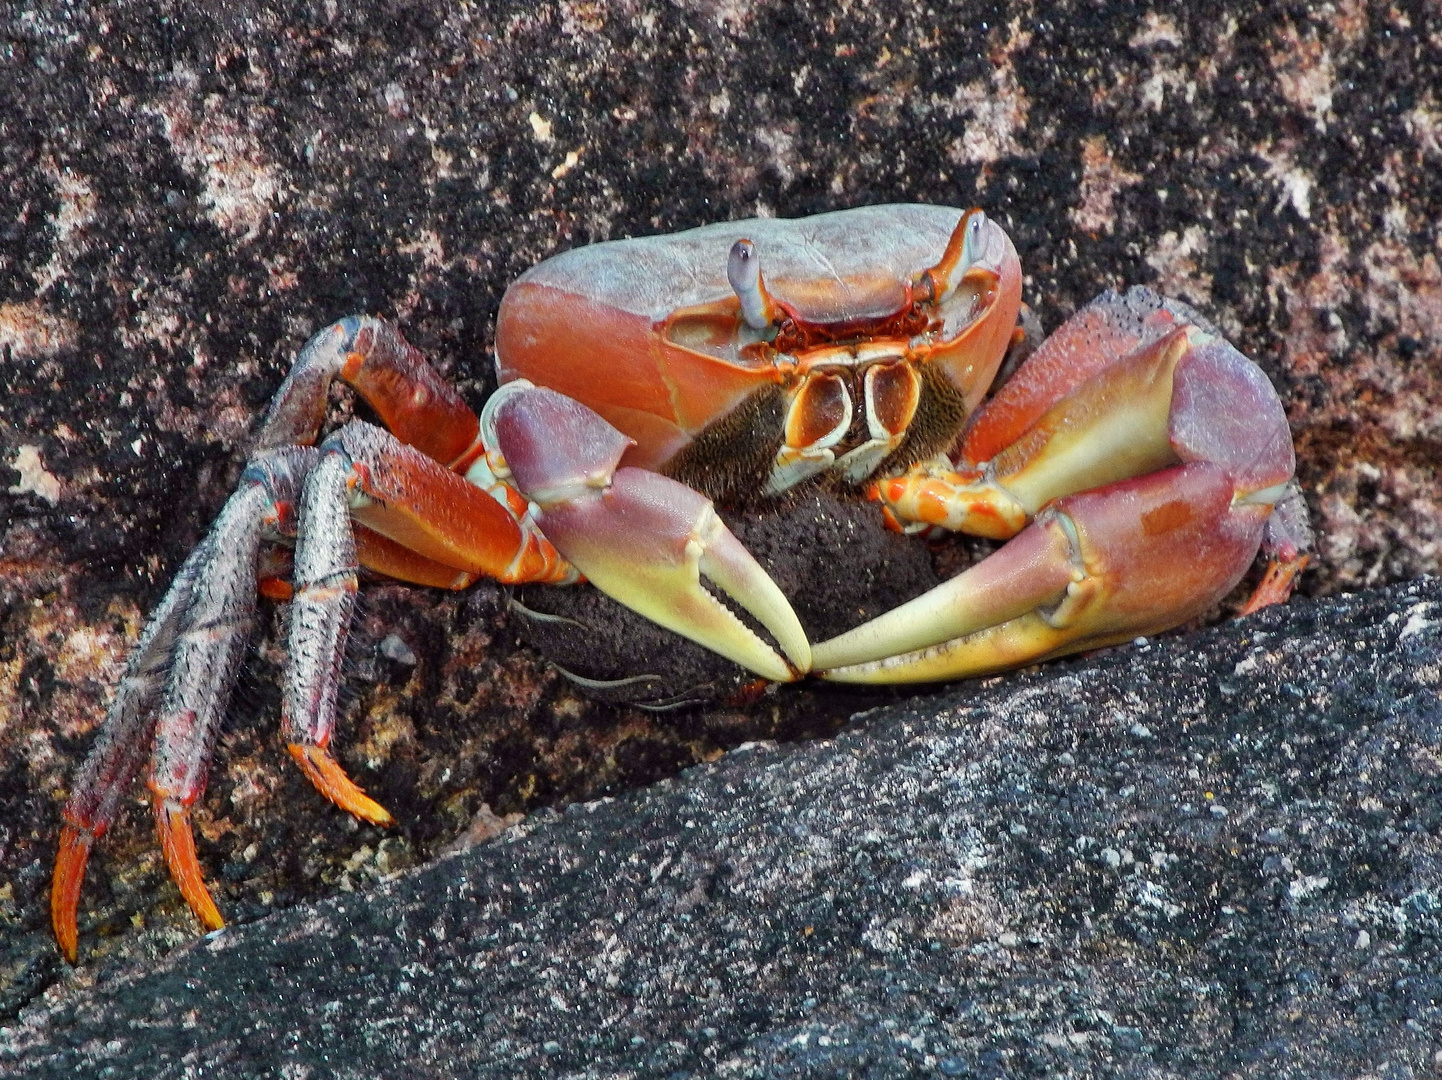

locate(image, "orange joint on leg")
[[150, 790, 225, 933], [1239, 554, 1309, 616], [286, 743, 395, 826], [917, 485, 952, 527], [51, 824, 94, 963], [258, 577, 295, 602]]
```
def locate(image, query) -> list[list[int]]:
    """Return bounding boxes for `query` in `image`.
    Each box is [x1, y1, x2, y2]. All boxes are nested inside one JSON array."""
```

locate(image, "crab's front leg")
[[815, 288, 1310, 683]]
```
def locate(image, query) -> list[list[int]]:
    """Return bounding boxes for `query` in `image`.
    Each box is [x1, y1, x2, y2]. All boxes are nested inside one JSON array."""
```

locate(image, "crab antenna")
[[727, 239, 779, 330], [916, 208, 988, 306]]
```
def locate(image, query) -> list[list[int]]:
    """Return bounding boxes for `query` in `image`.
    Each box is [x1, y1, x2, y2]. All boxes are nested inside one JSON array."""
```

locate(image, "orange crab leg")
[[255, 315, 483, 469], [1240, 553, 1310, 615], [50, 449, 322, 957], [142, 480, 275, 931], [277, 421, 571, 824], [352, 523, 478, 590]]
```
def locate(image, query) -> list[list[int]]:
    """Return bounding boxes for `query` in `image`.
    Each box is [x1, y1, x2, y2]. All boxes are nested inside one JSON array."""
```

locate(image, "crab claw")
[[493, 385, 810, 682], [816, 462, 1272, 683], [811, 505, 1080, 676]]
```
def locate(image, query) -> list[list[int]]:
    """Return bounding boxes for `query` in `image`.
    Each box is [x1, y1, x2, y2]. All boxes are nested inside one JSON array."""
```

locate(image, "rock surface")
[[3, 577, 1440, 1077], [1, 0, 1440, 1051]]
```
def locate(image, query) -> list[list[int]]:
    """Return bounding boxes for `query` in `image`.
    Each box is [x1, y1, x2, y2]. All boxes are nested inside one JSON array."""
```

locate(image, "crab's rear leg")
[[52, 545, 205, 961], [816, 305, 1304, 682], [52, 448, 317, 959]]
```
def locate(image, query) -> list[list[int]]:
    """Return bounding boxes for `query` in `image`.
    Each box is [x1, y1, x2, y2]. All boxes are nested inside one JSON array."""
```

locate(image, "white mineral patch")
[[147, 75, 284, 241], [8, 445, 62, 504], [0, 301, 76, 359]]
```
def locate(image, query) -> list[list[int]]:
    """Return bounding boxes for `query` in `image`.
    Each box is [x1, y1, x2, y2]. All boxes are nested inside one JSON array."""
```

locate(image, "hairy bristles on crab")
[[52, 205, 1311, 961]]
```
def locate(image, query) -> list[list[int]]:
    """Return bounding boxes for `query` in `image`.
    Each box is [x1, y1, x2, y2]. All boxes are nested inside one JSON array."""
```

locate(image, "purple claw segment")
[[1168, 334, 1295, 493], [489, 383, 634, 504], [491, 383, 808, 679]]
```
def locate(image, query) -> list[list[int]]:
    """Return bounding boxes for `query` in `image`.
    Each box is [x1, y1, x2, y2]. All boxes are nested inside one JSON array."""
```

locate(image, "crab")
[[51, 204, 1310, 961]]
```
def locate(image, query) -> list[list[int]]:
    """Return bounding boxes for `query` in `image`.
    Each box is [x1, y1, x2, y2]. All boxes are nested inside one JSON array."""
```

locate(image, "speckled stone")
[[1, 0, 1438, 1042], [3, 578, 1439, 1077]]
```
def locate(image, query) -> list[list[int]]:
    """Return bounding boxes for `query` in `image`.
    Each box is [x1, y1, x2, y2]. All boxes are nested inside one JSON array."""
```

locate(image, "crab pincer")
[[488, 383, 811, 683], [816, 289, 1306, 681]]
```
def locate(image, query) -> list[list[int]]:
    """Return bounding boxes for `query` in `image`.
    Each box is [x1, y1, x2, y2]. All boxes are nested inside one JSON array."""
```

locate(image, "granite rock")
[[3, 577, 1440, 1077]]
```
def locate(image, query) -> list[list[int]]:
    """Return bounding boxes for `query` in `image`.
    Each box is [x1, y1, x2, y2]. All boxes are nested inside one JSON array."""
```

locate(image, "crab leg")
[[147, 482, 273, 931], [52, 546, 204, 961], [818, 290, 1301, 682], [254, 315, 484, 468], [277, 419, 570, 823], [490, 384, 811, 681], [52, 448, 318, 955]]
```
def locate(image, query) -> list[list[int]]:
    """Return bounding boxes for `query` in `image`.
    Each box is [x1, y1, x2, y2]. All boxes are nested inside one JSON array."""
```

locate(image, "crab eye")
[[960, 211, 987, 273], [727, 239, 777, 330]]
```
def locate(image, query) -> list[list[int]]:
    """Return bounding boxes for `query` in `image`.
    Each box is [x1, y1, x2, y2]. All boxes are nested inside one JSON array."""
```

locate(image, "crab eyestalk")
[[727, 239, 780, 330], [913, 207, 988, 306]]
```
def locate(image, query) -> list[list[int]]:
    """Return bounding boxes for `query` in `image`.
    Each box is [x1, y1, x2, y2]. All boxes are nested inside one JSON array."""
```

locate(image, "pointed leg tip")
[[286, 743, 395, 826], [1239, 554, 1308, 616], [51, 824, 92, 963], [152, 794, 227, 934], [56, 932, 79, 966]]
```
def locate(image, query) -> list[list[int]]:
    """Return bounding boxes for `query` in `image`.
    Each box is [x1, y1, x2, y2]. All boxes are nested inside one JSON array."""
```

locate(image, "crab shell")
[[495, 205, 1022, 484]]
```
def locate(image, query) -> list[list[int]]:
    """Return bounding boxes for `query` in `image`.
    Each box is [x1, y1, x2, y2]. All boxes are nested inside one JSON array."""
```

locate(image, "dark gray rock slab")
[[4, 577, 1439, 1078]]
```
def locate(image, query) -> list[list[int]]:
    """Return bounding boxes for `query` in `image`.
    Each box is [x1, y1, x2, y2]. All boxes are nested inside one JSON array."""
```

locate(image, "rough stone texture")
[[1, 0, 1439, 1045], [3, 577, 1440, 1077]]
